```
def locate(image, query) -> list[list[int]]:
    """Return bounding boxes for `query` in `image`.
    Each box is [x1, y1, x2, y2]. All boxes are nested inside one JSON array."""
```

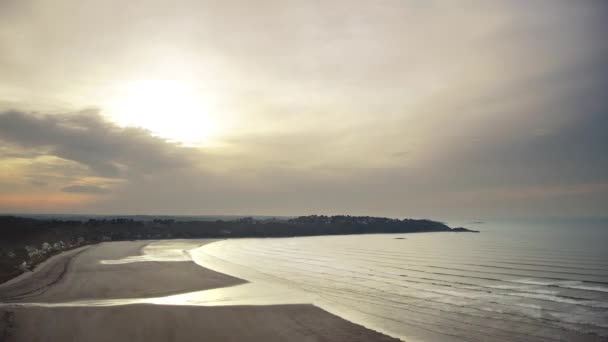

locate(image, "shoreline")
[[0, 214, 476, 284], [0, 239, 400, 342], [0, 228, 478, 287]]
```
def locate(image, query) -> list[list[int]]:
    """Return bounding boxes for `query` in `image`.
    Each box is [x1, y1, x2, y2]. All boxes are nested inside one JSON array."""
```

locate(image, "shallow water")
[[190, 220, 608, 342]]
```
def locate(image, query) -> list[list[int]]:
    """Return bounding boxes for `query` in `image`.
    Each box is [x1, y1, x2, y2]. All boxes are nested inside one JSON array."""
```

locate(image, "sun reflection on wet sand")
[[3, 282, 311, 308], [100, 240, 195, 264]]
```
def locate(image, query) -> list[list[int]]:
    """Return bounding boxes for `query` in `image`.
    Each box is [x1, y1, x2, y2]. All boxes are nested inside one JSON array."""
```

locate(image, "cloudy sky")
[[0, 0, 606, 219]]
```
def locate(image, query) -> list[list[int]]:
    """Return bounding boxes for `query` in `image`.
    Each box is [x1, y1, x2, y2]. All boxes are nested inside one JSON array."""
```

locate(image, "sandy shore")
[[0, 240, 398, 342]]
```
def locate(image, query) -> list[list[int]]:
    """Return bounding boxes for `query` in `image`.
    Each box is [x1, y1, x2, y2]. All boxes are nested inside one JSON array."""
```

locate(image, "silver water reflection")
[[192, 223, 608, 342]]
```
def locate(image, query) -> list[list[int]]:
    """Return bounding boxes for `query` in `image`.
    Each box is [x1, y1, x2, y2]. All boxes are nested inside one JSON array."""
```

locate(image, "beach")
[[0, 240, 398, 342], [3, 225, 606, 342]]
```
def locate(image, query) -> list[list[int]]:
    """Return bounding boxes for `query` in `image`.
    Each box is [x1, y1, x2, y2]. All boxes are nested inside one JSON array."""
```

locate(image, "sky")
[[0, 0, 607, 220]]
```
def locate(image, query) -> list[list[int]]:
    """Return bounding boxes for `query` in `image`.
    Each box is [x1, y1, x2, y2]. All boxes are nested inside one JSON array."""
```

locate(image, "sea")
[[189, 218, 608, 342]]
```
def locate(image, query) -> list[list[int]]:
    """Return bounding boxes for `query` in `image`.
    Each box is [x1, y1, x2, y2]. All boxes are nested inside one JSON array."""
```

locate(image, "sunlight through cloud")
[[105, 79, 219, 145]]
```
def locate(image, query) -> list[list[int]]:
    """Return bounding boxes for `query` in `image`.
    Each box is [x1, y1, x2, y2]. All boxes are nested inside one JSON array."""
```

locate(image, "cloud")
[[61, 185, 108, 194], [0, 1, 606, 218], [0, 109, 201, 179]]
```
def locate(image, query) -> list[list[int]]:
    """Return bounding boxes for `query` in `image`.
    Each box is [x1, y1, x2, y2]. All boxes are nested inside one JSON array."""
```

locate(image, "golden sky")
[[0, 1, 607, 218]]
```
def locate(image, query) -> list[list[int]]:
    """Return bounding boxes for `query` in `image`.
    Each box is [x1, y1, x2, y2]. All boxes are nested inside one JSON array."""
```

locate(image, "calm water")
[[192, 219, 608, 342]]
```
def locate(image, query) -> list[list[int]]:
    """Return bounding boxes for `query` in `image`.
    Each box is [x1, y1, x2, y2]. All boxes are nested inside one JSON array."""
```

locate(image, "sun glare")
[[105, 80, 218, 145]]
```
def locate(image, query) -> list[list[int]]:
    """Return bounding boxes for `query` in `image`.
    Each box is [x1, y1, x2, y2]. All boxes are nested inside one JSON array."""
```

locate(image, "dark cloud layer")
[[0, 110, 200, 178]]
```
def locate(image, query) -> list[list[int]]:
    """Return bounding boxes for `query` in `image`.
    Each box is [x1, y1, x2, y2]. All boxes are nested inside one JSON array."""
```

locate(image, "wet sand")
[[0, 240, 398, 342]]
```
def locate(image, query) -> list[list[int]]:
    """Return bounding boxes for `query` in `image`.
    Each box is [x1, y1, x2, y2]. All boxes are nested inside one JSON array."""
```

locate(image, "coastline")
[[0, 239, 400, 342], [0, 214, 477, 286]]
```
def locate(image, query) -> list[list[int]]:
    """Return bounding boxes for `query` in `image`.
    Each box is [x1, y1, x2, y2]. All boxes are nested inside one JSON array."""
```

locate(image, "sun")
[[104, 79, 218, 145]]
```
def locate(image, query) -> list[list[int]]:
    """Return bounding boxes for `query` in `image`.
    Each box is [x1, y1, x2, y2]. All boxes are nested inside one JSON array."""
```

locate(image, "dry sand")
[[0, 240, 399, 342]]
